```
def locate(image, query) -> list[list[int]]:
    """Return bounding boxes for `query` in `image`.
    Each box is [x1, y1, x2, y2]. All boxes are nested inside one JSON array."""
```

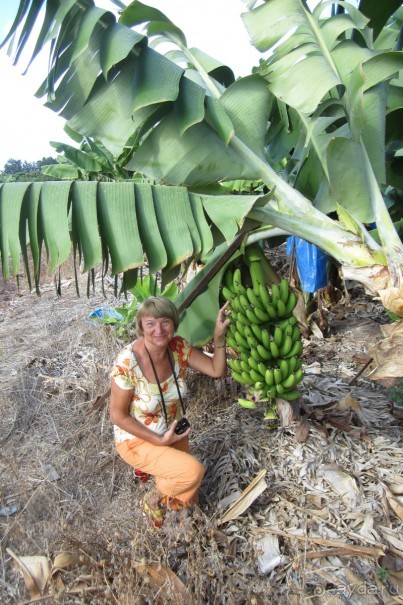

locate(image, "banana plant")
[[0, 0, 402, 333]]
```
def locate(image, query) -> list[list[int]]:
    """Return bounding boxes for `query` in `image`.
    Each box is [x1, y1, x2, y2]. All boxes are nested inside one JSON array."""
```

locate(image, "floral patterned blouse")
[[111, 336, 191, 443]]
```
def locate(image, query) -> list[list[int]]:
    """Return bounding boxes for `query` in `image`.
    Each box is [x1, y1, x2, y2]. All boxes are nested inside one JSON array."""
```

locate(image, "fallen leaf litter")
[[0, 273, 402, 604]]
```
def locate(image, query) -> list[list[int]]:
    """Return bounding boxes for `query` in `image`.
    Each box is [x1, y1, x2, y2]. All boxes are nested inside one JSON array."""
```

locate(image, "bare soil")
[[0, 264, 402, 605]]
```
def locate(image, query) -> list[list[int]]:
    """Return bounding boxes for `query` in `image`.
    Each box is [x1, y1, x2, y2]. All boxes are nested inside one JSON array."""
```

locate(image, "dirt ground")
[[0, 260, 402, 605]]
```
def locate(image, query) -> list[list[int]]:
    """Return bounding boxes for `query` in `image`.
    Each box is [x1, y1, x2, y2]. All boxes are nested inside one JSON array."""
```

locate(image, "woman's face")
[[141, 315, 174, 348]]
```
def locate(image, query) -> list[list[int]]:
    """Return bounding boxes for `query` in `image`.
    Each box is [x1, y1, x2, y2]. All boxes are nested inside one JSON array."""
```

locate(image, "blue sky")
[[0, 0, 261, 170]]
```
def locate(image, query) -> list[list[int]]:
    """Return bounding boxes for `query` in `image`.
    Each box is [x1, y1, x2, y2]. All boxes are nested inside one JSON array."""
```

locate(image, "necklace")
[[143, 345, 186, 426]]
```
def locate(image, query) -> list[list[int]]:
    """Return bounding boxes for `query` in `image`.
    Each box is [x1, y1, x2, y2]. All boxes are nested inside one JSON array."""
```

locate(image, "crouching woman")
[[109, 296, 229, 528]]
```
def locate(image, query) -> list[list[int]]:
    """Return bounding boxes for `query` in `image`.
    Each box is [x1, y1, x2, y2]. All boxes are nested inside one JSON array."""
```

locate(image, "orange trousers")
[[115, 437, 205, 507]]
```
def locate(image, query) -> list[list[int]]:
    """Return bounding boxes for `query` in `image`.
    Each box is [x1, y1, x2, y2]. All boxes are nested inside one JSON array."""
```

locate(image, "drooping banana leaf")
[[0, 180, 261, 288], [0, 182, 31, 279]]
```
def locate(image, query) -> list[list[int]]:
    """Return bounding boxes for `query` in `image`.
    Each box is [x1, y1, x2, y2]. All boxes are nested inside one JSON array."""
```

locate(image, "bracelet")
[[214, 342, 226, 348]]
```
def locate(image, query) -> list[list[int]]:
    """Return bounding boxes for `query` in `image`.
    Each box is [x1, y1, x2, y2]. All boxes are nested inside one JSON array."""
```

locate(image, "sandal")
[[142, 496, 164, 529]]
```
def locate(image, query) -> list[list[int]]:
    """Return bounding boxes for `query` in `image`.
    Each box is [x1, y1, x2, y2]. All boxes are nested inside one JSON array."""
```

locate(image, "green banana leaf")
[[176, 244, 242, 346], [0, 182, 31, 279], [0, 180, 260, 287], [41, 164, 81, 180]]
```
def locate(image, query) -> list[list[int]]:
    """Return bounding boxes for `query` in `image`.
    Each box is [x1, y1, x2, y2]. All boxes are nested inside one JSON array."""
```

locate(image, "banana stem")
[[245, 243, 280, 286]]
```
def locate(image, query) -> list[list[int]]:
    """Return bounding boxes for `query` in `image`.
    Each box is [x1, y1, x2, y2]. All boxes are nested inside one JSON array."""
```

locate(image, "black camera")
[[174, 417, 190, 435]]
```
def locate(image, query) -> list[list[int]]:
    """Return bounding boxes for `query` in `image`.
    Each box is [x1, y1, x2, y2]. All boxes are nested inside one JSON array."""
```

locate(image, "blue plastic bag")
[[89, 306, 123, 320], [286, 237, 328, 293]]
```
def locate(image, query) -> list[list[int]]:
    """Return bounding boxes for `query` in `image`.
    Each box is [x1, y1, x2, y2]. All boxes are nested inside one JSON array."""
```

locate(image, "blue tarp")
[[286, 237, 328, 293]]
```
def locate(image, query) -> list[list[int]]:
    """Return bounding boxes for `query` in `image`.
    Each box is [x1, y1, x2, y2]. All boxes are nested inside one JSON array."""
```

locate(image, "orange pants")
[[115, 437, 205, 507]]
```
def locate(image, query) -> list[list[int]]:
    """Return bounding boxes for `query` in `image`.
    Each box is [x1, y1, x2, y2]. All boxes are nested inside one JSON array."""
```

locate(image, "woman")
[[110, 296, 230, 529]]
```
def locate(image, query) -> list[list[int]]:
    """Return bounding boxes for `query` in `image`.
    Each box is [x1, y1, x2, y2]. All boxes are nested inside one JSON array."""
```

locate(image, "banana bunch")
[[222, 257, 304, 411]]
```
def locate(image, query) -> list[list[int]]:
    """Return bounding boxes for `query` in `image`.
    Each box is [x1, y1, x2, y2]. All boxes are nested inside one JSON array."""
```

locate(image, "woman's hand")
[[213, 300, 231, 343], [159, 420, 191, 446]]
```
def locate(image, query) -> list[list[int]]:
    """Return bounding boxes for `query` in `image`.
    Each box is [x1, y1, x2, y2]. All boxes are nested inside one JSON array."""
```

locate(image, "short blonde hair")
[[136, 296, 180, 337]]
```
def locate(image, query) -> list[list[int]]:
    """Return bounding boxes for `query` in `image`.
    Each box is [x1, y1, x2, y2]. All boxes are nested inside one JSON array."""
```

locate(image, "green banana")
[[227, 320, 237, 335], [231, 371, 252, 385], [248, 259, 266, 292], [273, 367, 283, 385], [258, 288, 277, 320], [276, 298, 286, 318], [257, 344, 271, 361], [284, 340, 303, 358], [251, 348, 263, 362], [265, 368, 274, 387], [249, 368, 266, 384], [254, 306, 271, 322], [266, 385, 277, 399], [238, 398, 256, 409], [266, 304, 277, 321], [291, 325, 302, 343], [293, 368, 304, 385], [279, 359, 289, 381], [240, 360, 250, 374], [230, 296, 242, 313], [269, 340, 280, 358], [284, 291, 297, 316], [232, 267, 243, 292], [261, 328, 271, 350], [258, 284, 271, 308], [239, 293, 250, 311], [246, 287, 261, 309], [245, 307, 262, 324], [248, 357, 260, 373], [281, 372, 297, 390], [284, 323, 294, 338], [279, 278, 289, 303], [243, 324, 254, 339], [277, 315, 298, 329], [257, 362, 268, 377], [273, 326, 284, 348], [246, 335, 259, 349], [228, 358, 242, 373], [236, 310, 250, 325], [287, 356, 298, 374], [251, 323, 264, 343], [294, 358, 303, 371], [279, 334, 293, 357], [222, 286, 235, 302], [229, 311, 238, 324], [241, 371, 255, 384], [226, 336, 239, 350], [275, 383, 285, 395], [236, 320, 246, 337], [224, 268, 236, 293]]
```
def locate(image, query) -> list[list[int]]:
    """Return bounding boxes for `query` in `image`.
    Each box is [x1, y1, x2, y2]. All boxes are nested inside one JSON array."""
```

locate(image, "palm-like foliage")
[[1, 0, 403, 339]]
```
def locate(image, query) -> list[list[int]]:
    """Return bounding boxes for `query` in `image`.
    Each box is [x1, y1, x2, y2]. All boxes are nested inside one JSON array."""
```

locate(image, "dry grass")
[[0, 271, 402, 604]]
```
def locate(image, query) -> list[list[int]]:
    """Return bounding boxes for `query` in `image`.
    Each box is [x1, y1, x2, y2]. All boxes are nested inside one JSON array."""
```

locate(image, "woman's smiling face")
[[141, 316, 174, 348]]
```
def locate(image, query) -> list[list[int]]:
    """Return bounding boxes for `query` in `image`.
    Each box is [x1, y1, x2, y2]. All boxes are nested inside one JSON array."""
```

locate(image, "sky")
[[0, 0, 262, 171]]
